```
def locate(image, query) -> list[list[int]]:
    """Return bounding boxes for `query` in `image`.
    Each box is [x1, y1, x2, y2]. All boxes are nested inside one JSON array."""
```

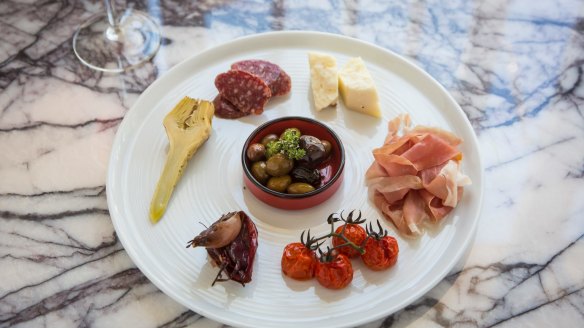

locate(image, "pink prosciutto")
[[366, 114, 471, 237]]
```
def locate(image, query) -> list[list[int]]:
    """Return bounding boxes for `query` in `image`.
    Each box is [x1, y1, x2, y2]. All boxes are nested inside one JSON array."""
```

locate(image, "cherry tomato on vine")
[[315, 253, 353, 289], [361, 236, 399, 271], [281, 242, 317, 280], [332, 224, 366, 257]]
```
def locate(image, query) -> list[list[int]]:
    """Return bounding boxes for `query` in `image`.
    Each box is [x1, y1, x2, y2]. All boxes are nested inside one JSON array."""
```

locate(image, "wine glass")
[[73, 0, 161, 73]]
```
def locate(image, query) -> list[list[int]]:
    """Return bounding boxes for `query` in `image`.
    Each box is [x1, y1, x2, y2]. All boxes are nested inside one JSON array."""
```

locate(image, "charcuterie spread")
[[148, 56, 470, 291]]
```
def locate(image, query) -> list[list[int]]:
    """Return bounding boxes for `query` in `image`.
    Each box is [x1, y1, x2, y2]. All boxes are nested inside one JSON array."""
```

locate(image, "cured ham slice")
[[366, 114, 471, 237]]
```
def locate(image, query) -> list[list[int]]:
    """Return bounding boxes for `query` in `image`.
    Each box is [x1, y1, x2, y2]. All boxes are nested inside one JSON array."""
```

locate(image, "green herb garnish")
[[266, 130, 306, 160]]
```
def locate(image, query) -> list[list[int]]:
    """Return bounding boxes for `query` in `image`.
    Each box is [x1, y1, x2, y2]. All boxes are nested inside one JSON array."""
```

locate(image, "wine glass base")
[[73, 9, 161, 73]]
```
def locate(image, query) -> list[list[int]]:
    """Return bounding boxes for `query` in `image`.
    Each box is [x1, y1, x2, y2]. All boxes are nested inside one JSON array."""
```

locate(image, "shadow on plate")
[[193, 259, 259, 308]]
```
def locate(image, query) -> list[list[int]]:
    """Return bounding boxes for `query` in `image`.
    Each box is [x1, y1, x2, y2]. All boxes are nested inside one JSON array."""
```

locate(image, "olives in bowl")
[[242, 117, 345, 210]]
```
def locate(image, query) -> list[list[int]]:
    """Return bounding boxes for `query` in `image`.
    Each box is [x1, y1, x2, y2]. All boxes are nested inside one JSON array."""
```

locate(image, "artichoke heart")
[[149, 96, 215, 224]]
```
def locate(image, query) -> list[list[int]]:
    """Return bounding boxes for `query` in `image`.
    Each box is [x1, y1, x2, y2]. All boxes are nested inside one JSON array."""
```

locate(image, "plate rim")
[[106, 30, 485, 327]]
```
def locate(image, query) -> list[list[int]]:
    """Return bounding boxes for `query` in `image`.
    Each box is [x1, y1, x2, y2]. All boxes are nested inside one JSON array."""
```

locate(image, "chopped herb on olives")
[[266, 129, 306, 160]]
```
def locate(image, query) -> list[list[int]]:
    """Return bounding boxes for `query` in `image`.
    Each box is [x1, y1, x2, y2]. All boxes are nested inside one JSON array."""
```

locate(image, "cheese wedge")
[[308, 52, 338, 111], [338, 57, 381, 118]]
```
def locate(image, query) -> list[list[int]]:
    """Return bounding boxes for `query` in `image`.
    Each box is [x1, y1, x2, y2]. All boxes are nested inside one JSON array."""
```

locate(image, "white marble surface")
[[1, 0, 583, 327]]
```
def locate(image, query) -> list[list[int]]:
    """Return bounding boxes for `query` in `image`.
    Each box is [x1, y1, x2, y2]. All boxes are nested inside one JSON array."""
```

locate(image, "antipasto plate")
[[106, 31, 483, 328]]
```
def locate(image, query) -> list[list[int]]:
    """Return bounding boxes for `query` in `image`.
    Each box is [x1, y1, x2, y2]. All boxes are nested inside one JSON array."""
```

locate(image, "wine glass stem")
[[104, 0, 122, 41]]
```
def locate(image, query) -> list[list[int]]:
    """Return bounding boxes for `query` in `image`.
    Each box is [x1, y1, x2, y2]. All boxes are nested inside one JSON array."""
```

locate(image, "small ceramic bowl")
[[242, 116, 345, 210]]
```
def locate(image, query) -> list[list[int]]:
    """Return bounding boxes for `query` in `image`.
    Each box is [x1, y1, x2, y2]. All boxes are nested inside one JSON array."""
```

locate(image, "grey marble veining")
[[1, 0, 583, 327]]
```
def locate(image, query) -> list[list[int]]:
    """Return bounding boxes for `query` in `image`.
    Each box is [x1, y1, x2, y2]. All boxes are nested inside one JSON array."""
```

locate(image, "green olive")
[[267, 175, 292, 193], [286, 182, 316, 194], [321, 140, 332, 158], [266, 153, 294, 177], [280, 127, 301, 139], [250, 161, 269, 184], [247, 143, 266, 162], [261, 134, 278, 146]]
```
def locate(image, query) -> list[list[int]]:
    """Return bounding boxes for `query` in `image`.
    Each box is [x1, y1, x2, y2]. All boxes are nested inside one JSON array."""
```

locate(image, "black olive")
[[298, 135, 326, 168], [290, 166, 321, 186], [321, 140, 332, 158]]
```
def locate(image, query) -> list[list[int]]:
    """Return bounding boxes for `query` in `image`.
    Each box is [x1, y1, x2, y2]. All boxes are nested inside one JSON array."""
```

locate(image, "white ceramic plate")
[[107, 31, 483, 328]]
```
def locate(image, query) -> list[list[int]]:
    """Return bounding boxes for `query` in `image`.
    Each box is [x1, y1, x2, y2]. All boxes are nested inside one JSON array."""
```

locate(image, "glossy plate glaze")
[[107, 31, 484, 328]]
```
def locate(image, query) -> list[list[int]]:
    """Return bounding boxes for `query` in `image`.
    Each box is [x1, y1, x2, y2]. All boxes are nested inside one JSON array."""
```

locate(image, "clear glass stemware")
[[73, 0, 161, 73]]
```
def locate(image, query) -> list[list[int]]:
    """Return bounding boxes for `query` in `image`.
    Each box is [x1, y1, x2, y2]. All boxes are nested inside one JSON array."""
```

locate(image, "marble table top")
[[1, 0, 583, 327]]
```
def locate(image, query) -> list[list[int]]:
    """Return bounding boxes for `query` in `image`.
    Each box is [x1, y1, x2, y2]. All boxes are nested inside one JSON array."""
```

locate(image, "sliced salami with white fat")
[[231, 60, 291, 97], [214, 70, 272, 115]]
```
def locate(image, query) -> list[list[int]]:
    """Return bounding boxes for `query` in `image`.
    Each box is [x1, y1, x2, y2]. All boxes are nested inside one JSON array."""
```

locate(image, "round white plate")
[[107, 31, 483, 328]]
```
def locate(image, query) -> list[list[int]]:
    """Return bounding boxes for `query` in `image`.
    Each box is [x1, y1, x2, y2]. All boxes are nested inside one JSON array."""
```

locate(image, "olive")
[[298, 135, 326, 168], [247, 143, 266, 162], [290, 166, 321, 186], [280, 127, 301, 139], [287, 182, 316, 194], [266, 153, 294, 177], [321, 140, 332, 158], [261, 134, 278, 146], [267, 175, 292, 193], [250, 161, 269, 184]]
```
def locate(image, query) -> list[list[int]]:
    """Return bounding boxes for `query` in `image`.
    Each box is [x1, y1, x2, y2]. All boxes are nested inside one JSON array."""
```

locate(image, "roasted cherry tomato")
[[332, 224, 366, 257], [315, 253, 353, 289], [361, 236, 399, 271], [281, 242, 317, 280]]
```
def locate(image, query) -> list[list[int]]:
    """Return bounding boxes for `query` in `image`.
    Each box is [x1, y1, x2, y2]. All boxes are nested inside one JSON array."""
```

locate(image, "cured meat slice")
[[215, 70, 272, 115], [401, 134, 460, 171], [213, 95, 247, 119], [372, 153, 417, 177], [231, 59, 292, 96], [365, 114, 471, 238], [402, 190, 429, 235]]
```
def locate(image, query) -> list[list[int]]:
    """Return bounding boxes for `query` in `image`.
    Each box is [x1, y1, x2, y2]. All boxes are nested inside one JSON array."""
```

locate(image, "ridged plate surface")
[[107, 31, 483, 328]]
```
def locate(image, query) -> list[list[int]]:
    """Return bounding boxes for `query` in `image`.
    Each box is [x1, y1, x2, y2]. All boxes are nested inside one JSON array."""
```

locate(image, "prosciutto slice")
[[366, 114, 471, 237]]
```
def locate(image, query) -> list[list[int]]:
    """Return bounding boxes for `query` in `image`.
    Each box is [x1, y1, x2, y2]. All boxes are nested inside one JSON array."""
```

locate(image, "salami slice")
[[213, 94, 248, 119], [215, 70, 271, 115], [231, 60, 291, 96]]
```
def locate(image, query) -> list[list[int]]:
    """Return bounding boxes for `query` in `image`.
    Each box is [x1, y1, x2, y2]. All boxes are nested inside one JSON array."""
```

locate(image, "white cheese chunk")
[[338, 57, 381, 118], [308, 52, 338, 111]]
